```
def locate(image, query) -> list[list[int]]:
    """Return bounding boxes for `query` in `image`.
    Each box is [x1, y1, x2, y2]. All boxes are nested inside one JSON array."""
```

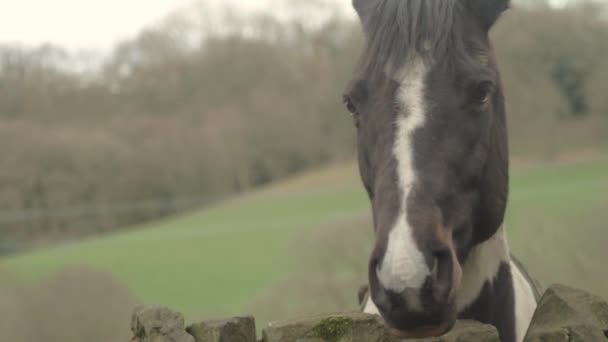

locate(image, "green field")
[[1, 158, 607, 329]]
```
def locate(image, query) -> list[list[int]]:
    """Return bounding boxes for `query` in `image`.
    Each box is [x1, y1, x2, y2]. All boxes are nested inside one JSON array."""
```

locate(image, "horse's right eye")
[[343, 95, 358, 116], [343, 95, 361, 128]]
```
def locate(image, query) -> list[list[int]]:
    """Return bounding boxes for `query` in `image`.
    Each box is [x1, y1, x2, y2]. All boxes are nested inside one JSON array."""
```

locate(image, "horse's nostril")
[[369, 253, 393, 312], [430, 248, 453, 303], [373, 286, 393, 312], [431, 257, 439, 280]]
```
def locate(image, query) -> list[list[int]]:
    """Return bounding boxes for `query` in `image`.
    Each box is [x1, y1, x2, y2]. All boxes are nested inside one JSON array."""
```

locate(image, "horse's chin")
[[387, 320, 455, 339]]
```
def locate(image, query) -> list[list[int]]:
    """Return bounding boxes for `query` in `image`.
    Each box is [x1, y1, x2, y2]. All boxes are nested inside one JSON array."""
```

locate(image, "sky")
[[0, 0, 337, 52], [0, 0, 590, 53]]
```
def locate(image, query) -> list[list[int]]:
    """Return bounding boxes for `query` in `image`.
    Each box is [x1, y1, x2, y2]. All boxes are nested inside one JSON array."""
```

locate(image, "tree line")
[[0, 2, 606, 253]]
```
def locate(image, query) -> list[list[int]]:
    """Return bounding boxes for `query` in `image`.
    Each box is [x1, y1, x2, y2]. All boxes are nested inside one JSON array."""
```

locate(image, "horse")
[[342, 1, 541, 341]]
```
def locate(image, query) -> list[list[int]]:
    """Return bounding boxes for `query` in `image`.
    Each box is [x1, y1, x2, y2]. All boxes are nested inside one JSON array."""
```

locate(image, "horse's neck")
[[456, 227, 511, 311], [456, 227, 537, 342]]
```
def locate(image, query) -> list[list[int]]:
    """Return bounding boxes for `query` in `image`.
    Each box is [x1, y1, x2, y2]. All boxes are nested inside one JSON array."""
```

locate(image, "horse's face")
[[344, 0, 510, 338]]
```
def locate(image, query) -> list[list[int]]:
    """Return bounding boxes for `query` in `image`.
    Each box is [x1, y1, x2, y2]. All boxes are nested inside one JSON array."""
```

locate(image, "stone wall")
[[130, 285, 608, 342]]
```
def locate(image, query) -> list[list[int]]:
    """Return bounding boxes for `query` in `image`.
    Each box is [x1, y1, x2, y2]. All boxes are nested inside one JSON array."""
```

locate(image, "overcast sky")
[[0, 0, 587, 52], [0, 0, 340, 52]]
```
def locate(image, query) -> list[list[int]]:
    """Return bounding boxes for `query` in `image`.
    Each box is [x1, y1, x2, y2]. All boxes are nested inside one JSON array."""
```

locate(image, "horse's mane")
[[356, 0, 469, 80]]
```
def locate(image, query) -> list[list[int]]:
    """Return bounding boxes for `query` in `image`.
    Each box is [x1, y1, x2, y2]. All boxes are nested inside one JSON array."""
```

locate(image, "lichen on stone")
[[311, 316, 353, 341]]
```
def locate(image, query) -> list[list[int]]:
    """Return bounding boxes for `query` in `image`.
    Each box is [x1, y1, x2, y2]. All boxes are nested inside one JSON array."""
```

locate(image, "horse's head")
[[344, 0, 510, 338]]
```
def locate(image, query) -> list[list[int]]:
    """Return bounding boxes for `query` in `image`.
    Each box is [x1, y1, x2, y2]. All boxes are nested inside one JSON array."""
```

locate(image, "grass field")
[[1, 158, 607, 332], [0, 164, 368, 322]]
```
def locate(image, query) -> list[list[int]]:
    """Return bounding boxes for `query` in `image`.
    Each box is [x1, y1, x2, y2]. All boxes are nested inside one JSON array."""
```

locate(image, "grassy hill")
[[0, 164, 368, 321], [1, 158, 607, 330]]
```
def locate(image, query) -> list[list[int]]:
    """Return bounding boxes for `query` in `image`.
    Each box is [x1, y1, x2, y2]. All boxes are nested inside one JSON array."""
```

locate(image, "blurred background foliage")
[[0, 0, 606, 254]]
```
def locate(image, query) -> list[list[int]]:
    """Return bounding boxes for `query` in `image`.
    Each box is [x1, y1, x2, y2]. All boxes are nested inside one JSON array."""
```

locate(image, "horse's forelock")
[[355, 0, 466, 82]]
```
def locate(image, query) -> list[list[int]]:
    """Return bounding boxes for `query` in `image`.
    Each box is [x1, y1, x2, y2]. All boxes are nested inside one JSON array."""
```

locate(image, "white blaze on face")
[[376, 59, 430, 298]]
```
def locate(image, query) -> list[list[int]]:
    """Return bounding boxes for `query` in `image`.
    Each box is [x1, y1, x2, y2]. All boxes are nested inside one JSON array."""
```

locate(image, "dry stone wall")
[[130, 285, 608, 342]]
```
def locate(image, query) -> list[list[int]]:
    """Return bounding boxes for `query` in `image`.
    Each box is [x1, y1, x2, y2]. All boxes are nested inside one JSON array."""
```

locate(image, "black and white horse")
[[343, 1, 541, 341]]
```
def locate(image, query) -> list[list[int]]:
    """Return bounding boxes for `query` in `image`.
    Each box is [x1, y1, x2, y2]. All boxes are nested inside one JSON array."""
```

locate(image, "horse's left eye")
[[470, 81, 495, 105]]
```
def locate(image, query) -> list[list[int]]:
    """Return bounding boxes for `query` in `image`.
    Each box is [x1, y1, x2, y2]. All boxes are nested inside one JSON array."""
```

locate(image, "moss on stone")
[[311, 316, 353, 341], [590, 301, 608, 325]]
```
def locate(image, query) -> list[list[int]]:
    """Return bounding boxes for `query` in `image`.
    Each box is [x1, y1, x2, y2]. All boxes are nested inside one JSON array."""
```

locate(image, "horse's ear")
[[466, 0, 510, 31]]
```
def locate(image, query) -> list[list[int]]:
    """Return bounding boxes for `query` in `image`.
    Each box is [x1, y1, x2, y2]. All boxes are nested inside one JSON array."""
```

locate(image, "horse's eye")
[[343, 95, 357, 115], [343, 95, 361, 128], [470, 81, 495, 105]]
